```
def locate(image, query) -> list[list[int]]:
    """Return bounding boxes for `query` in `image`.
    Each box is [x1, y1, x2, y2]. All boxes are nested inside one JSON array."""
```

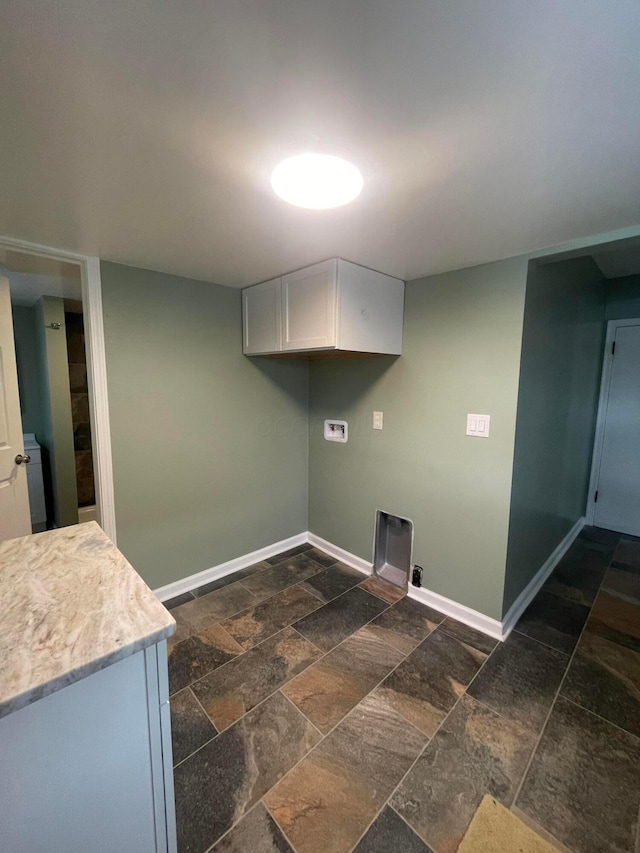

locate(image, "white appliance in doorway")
[[589, 318, 640, 537], [23, 434, 46, 533]]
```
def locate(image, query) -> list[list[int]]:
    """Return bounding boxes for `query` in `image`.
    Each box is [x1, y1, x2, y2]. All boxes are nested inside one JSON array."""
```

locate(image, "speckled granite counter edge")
[[0, 624, 175, 719], [0, 522, 176, 720]]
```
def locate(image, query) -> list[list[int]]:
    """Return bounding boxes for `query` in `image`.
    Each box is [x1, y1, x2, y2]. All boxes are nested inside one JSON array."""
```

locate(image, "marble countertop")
[[0, 522, 175, 719]]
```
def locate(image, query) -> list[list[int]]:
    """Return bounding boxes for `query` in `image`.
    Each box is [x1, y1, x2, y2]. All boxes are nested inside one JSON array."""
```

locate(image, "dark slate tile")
[[174, 691, 320, 853], [220, 584, 321, 650], [168, 624, 243, 695], [298, 562, 363, 603], [265, 544, 314, 565], [516, 590, 589, 654], [561, 626, 640, 737], [293, 586, 389, 652], [192, 561, 271, 597], [437, 617, 499, 656], [367, 597, 442, 655], [172, 583, 258, 633], [601, 565, 640, 607], [282, 626, 404, 733], [392, 694, 536, 853], [467, 630, 568, 734], [612, 538, 640, 574], [587, 590, 640, 652], [212, 804, 294, 853], [241, 554, 325, 602], [191, 626, 322, 731], [265, 691, 426, 853], [517, 697, 640, 853], [578, 525, 621, 549], [167, 608, 195, 652], [302, 547, 337, 567], [542, 540, 610, 607], [353, 807, 433, 853], [375, 629, 487, 736], [359, 575, 406, 604], [163, 591, 195, 610], [170, 687, 217, 766]]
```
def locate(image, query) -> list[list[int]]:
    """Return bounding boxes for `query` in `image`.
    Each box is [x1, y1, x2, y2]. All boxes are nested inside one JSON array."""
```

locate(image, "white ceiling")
[[1, 251, 82, 306], [1, 0, 639, 288]]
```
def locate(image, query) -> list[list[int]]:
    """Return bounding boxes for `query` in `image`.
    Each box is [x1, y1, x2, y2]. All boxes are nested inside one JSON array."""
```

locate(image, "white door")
[[282, 259, 337, 351], [242, 277, 282, 354], [0, 278, 31, 541], [593, 321, 640, 536]]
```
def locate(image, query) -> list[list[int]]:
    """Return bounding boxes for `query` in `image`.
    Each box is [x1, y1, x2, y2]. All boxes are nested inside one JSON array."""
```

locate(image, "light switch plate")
[[466, 413, 490, 438], [373, 411, 383, 430]]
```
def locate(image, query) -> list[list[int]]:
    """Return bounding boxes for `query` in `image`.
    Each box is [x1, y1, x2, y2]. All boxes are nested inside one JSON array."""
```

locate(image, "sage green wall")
[[12, 305, 45, 436], [308, 258, 528, 620], [503, 258, 607, 614], [34, 297, 79, 528], [606, 274, 640, 320], [100, 262, 309, 589]]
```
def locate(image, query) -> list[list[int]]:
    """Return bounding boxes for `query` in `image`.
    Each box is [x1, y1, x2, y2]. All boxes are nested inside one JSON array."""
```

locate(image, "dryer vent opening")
[[373, 510, 413, 590]]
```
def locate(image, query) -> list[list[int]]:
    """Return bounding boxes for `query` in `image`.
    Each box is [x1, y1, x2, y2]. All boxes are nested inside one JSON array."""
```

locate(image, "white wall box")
[[242, 259, 404, 356], [324, 419, 348, 442]]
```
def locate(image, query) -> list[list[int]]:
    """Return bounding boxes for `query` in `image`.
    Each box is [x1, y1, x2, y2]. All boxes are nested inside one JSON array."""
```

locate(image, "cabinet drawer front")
[[282, 259, 337, 350]]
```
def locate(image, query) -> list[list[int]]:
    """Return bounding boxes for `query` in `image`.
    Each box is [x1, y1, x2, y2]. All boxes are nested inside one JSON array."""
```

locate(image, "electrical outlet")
[[373, 411, 383, 430]]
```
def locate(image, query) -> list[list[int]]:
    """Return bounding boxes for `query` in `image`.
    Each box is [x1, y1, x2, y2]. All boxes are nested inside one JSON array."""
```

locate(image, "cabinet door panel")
[[242, 278, 282, 354], [0, 652, 160, 853], [282, 259, 337, 350]]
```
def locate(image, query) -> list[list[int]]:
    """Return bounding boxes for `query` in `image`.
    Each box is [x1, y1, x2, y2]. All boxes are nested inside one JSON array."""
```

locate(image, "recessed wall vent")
[[373, 510, 414, 590]]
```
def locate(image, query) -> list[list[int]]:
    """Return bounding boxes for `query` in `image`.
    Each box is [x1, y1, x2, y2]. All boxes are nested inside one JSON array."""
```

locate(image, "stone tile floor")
[[163, 529, 640, 853]]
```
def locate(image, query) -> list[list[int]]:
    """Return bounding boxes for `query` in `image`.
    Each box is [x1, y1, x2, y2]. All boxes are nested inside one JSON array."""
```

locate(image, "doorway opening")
[[587, 317, 640, 537], [0, 239, 115, 544]]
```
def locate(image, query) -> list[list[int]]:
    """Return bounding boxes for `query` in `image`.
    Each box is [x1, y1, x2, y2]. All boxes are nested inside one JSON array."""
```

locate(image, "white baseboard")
[[407, 586, 505, 640], [311, 532, 504, 639], [155, 518, 585, 641], [153, 531, 309, 601], [307, 532, 371, 576], [500, 516, 585, 639]]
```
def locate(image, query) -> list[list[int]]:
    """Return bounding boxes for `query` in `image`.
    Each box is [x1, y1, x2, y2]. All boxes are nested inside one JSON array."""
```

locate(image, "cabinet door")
[[242, 278, 282, 354], [282, 259, 337, 350], [0, 652, 163, 853]]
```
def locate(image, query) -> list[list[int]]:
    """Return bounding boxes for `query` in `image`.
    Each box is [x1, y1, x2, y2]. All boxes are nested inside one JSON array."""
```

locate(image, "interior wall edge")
[[501, 516, 585, 628]]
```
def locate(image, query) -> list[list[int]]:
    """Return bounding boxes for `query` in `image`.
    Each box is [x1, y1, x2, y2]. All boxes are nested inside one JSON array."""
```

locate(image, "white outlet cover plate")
[[373, 411, 383, 430], [466, 413, 490, 438]]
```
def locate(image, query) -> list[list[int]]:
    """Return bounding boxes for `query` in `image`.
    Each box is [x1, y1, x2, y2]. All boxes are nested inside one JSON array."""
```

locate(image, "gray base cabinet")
[[0, 642, 176, 853]]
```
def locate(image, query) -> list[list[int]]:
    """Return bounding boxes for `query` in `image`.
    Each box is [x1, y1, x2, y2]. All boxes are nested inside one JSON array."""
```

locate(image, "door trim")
[[586, 317, 640, 527], [0, 235, 117, 544]]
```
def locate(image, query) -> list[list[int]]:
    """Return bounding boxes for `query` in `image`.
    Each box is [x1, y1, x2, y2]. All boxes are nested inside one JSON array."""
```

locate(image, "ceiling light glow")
[[271, 153, 363, 209]]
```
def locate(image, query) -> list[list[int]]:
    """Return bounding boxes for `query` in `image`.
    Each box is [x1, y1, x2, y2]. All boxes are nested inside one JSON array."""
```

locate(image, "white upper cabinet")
[[242, 259, 404, 356], [242, 277, 282, 354], [282, 259, 338, 351]]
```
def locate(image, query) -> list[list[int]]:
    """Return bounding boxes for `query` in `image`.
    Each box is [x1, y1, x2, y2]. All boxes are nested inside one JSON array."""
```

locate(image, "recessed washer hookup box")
[[373, 510, 414, 590]]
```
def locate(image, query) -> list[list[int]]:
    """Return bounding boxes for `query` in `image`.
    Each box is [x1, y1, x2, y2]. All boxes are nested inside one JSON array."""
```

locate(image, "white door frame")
[[0, 235, 116, 544], [586, 316, 640, 527]]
